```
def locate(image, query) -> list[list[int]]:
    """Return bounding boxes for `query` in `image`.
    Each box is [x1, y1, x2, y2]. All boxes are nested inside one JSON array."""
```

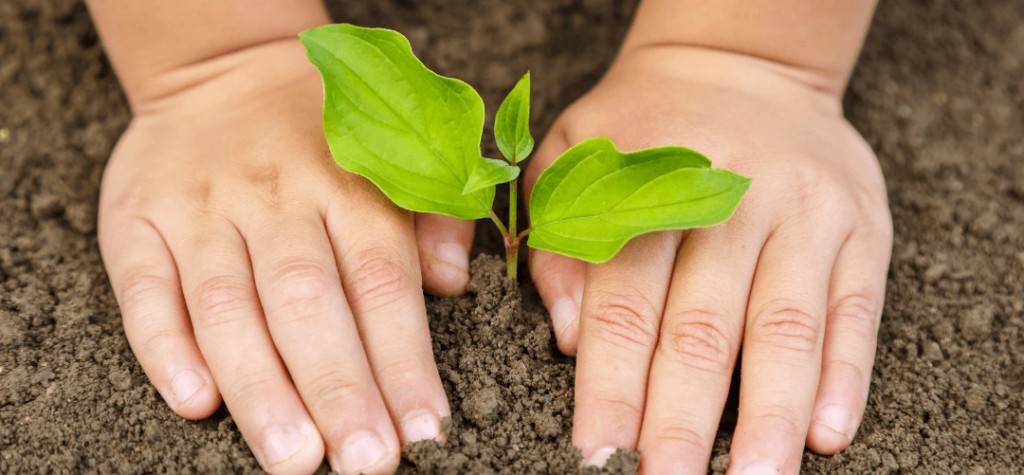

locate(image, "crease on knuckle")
[[264, 258, 333, 317], [655, 423, 708, 454], [192, 275, 254, 331], [346, 247, 410, 314], [226, 371, 278, 407], [659, 310, 734, 375], [303, 367, 367, 415], [750, 406, 803, 440], [585, 291, 660, 353], [828, 294, 881, 340], [118, 268, 173, 317], [749, 302, 822, 354], [824, 358, 869, 392], [372, 356, 426, 390], [139, 326, 186, 355], [594, 395, 644, 422], [778, 167, 843, 225]]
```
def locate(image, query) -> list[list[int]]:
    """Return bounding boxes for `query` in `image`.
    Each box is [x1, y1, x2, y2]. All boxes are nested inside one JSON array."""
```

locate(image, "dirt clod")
[[959, 304, 995, 341]]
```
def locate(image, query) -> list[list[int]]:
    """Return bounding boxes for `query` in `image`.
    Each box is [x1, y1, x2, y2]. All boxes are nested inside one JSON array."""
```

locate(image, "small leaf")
[[300, 24, 493, 220], [463, 157, 521, 195], [529, 137, 750, 263], [495, 72, 533, 164]]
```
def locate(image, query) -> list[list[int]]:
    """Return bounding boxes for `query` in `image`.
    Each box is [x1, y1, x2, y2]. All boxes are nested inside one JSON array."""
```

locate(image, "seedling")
[[300, 24, 750, 278]]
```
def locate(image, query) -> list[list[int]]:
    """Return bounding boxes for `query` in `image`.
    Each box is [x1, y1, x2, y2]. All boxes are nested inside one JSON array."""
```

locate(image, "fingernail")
[[169, 369, 205, 406], [436, 242, 469, 272], [582, 445, 617, 467], [738, 461, 780, 475], [401, 411, 442, 443], [814, 403, 853, 437], [334, 431, 389, 474], [551, 297, 579, 337], [262, 425, 306, 467]]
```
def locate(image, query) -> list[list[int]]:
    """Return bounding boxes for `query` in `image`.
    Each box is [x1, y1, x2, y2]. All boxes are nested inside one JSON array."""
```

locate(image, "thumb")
[[524, 126, 587, 356]]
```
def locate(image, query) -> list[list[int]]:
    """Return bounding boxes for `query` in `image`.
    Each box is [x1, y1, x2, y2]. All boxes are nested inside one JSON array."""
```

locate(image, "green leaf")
[[528, 137, 751, 263], [495, 72, 533, 164], [463, 157, 521, 195], [300, 24, 493, 220]]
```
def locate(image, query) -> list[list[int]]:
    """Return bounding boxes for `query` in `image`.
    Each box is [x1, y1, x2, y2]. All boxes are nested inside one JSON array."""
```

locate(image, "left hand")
[[524, 45, 892, 474]]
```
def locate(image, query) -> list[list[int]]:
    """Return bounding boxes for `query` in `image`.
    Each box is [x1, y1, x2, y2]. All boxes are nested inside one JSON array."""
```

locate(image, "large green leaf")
[[463, 157, 520, 195], [300, 24, 493, 220], [494, 72, 533, 164], [529, 137, 751, 263]]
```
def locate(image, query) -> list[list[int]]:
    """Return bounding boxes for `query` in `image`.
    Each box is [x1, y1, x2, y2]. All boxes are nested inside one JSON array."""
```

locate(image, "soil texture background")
[[2, 0, 1024, 474]]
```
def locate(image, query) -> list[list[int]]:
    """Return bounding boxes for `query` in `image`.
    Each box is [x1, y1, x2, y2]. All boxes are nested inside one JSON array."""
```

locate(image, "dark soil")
[[400, 255, 638, 475], [1, 0, 1024, 474]]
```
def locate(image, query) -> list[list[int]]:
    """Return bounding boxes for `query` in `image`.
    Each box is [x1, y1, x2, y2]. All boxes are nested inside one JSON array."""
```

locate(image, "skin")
[[88, 0, 891, 474], [526, 1, 891, 474], [88, 1, 474, 474]]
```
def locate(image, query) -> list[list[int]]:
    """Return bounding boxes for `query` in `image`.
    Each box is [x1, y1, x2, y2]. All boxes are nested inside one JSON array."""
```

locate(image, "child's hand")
[[525, 45, 892, 474], [98, 40, 468, 475]]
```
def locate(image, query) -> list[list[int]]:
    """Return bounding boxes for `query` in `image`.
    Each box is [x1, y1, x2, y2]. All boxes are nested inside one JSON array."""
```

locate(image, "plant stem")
[[488, 209, 509, 237], [507, 176, 519, 278]]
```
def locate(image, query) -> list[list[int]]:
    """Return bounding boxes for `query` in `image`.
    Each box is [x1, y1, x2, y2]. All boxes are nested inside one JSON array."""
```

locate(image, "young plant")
[[300, 24, 751, 278]]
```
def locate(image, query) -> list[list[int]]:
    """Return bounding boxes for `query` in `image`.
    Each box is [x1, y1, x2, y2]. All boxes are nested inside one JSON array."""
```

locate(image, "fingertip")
[[416, 214, 473, 297], [582, 445, 618, 468], [806, 404, 855, 455], [551, 296, 580, 355], [165, 368, 222, 420], [530, 249, 586, 354], [259, 421, 326, 475], [421, 241, 470, 297]]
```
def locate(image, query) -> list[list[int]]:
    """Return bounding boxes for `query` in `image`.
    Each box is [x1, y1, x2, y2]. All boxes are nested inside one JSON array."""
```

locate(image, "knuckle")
[[585, 291, 661, 352], [118, 268, 173, 317], [750, 405, 803, 440], [655, 422, 708, 454], [828, 294, 881, 340], [345, 247, 411, 313], [225, 370, 278, 407], [139, 326, 185, 355], [823, 358, 869, 392], [787, 166, 843, 216], [264, 258, 334, 317], [749, 301, 822, 354], [373, 356, 427, 390], [303, 366, 369, 415], [192, 275, 255, 330], [659, 310, 734, 374], [595, 395, 644, 422]]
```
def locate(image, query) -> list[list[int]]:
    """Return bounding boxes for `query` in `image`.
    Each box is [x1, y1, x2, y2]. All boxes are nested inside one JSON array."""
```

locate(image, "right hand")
[[98, 39, 471, 475]]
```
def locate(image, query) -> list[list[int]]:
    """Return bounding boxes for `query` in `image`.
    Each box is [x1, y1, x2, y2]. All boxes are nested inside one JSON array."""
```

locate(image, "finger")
[[175, 220, 324, 475], [246, 211, 400, 475], [99, 217, 221, 420], [326, 192, 450, 446], [727, 219, 847, 475], [806, 223, 891, 454], [524, 127, 586, 355], [414, 212, 474, 297], [530, 249, 586, 355], [573, 231, 683, 466], [636, 219, 764, 475]]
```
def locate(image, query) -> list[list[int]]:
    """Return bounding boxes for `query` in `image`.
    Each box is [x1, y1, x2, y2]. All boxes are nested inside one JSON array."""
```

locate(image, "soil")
[[1, 0, 1023, 474]]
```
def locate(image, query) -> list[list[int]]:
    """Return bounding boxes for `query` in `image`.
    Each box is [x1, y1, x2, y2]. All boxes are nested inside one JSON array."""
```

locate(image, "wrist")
[[607, 44, 846, 117], [129, 38, 322, 119], [86, 0, 328, 109], [618, 0, 876, 96]]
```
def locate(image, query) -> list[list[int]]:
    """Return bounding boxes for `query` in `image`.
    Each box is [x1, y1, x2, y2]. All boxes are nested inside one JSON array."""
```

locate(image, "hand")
[[98, 39, 472, 475], [525, 45, 892, 474]]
